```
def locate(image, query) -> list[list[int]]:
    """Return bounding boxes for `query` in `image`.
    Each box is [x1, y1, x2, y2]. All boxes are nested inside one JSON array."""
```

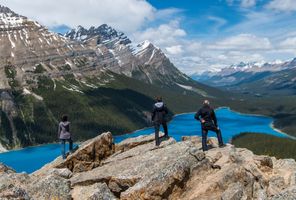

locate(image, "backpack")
[[63, 124, 70, 132]]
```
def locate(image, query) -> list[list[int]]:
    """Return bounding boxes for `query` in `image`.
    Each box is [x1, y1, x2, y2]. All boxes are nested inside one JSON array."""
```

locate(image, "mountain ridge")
[[192, 58, 296, 95]]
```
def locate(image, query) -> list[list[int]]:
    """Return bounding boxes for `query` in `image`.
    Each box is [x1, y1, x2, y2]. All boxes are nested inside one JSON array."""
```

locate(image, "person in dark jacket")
[[58, 115, 73, 159], [152, 96, 169, 146], [195, 100, 224, 151]]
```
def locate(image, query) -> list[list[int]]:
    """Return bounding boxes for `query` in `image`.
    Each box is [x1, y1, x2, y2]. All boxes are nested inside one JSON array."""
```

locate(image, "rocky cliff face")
[[65, 25, 190, 85], [1, 132, 296, 199], [0, 5, 98, 90]]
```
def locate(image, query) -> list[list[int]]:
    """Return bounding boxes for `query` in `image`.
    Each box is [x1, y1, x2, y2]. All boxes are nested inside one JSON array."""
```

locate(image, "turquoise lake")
[[0, 108, 290, 173]]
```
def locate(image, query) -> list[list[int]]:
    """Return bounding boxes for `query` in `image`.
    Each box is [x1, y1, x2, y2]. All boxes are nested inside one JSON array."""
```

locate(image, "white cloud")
[[241, 0, 256, 8], [165, 45, 183, 55], [132, 21, 276, 74], [266, 0, 296, 12], [0, 0, 155, 33], [279, 37, 296, 48], [132, 20, 186, 47], [226, 0, 257, 8], [208, 34, 272, 50], [208, 16, 227, 31]]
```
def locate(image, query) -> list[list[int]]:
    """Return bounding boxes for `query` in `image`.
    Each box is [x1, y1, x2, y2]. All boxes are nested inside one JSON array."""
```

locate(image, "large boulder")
[[71, 137, 201, 199], [0, 163, 72, 200], [34, 132, 115, 175], [115, 132, 165, 153], [57, 132, 114, 173]]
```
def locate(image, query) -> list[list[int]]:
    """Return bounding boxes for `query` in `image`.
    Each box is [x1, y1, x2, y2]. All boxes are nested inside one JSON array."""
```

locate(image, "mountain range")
[[192, 58, 296, 96], [0, 5, 227, 149]]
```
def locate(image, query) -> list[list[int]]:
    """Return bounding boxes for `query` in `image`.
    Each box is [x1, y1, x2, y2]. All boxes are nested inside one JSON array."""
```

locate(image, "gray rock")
[[72, 182, 117, 200], [115, 133, 165, 153], [271, 186, 296, 200], [34, 132, 115, 175], [28, 173, 71, 200], [48, 168, 73, 179], [0, 163, 15, 174], [189, 147, 206, 161], [71, 141, 197, 199], [221, 183, 244, 200], [182, 136, 202, 143]]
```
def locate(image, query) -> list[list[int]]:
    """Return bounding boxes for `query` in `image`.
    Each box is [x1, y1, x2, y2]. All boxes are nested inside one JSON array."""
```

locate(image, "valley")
[[0, 4, 295, 153], [0, 5, 230, 150]]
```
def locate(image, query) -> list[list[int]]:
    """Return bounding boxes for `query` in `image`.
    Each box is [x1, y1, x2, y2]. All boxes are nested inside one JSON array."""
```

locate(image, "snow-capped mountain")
[[65, 24, 131, 45], [65, 25, 190, 85], [192, 58, 296, 95], [0, 5, 100, 90]]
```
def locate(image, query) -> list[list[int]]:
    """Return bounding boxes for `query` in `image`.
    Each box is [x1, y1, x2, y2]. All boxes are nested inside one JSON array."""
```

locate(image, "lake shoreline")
[[1, 107, 291, 153], [224, 106, 293, 139]]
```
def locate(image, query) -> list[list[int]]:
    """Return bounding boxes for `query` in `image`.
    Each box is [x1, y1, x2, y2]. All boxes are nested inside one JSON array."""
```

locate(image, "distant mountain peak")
[[0, 5, 28, 28], [133, 40, 155, 55], [0, 5, 18, 15], [65, 24, 131, 45]]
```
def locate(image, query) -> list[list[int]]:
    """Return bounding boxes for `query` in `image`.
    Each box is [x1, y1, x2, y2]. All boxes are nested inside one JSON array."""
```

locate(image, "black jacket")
[[195, 105, 218, 127], [152, 102, 168, 124]]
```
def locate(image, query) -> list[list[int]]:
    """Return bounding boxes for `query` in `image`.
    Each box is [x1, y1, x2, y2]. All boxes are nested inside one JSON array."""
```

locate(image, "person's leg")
[[155, 123, 160, 146], [162, 122, 169, 138], [215, 128, 224, 147], [60, 139, 66, 159], [209, 126, 224, 147], [202, 128, 208, 151], [69, 138, 73, 152]]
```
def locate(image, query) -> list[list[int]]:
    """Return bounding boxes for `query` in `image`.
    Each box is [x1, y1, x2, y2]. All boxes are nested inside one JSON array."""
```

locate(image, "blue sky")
[[1, 0, 296, 73]]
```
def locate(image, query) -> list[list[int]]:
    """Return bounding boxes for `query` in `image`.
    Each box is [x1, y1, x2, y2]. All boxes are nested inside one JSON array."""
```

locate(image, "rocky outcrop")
[[34, 132, 114, 175], [2, 132, 296, 199], [0, 165, 72, 200]]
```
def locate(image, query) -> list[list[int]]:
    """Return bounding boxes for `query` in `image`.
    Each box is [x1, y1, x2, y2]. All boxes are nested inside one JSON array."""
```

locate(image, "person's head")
[[203, 100, 210, 106], [61, 115, 68, 122], [156, 96, 163, 102]]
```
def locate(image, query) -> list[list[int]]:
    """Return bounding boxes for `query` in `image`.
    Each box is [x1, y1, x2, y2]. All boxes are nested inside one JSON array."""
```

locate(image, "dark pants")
[[201, 125, 223, 151], [154, 122, 168, 146], [61, 138, 73, 159]]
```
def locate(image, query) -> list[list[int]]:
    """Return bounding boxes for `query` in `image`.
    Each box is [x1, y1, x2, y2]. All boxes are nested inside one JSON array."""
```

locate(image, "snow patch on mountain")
[[133, 40, 159, 55], [23, 88, 44, 101]]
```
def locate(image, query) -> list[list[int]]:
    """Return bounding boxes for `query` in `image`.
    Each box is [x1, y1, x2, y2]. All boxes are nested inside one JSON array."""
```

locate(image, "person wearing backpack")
[[58, 115, 73, 159], [195, 100, 224, 151], [152, 96, 169, 146]]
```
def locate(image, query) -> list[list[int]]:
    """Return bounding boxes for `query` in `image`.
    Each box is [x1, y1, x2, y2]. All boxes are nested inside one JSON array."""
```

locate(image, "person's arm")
[[164, 105, 168, 115], [151, 106, 156, 121], [211, 109, 218, 127], [194, 109, 201, 121], [58, 123, 61, 138]]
